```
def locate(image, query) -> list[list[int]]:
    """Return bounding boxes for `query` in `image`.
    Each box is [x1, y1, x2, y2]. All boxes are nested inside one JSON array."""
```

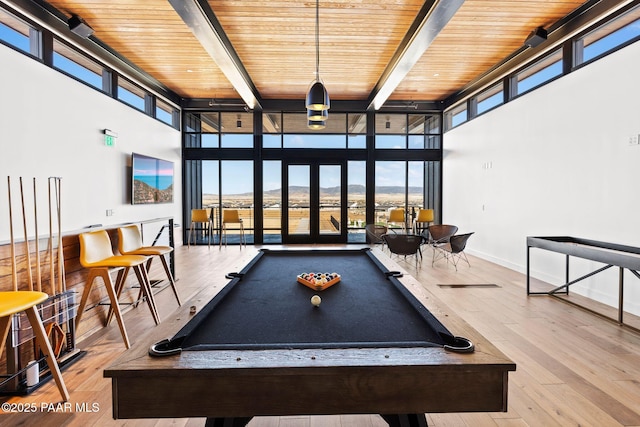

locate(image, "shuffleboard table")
[[527, 236, 640, 329], [104, 248, 515, 427]]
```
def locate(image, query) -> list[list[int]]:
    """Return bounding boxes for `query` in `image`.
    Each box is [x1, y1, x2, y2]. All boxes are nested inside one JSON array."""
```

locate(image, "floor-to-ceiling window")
[[347, 160, 366, 242], [375, 161, 406, 226], [183, 110, 441, 245], [372, 113, 442, 230], [183, 111, 255, 244], [263, 160, 282, 243]]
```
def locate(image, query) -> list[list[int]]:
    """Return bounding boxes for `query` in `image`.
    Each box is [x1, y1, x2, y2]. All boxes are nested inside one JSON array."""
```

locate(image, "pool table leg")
[[381, 413, 428, 427], [204, 417, 253, 427]]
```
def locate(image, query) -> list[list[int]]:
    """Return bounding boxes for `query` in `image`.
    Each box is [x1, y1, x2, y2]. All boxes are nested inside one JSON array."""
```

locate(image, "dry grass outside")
[[201, 191, 425, 234], [201, 207, 368, 234]]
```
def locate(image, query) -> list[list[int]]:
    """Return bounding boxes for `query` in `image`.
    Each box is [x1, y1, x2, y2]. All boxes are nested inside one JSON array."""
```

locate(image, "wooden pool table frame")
[[104, 248, 515, 424]]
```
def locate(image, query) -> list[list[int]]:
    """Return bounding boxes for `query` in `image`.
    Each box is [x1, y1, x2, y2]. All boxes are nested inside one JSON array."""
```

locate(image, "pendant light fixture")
[[307, 119, 326, 130], [307, 108, 328, 121], [306, 0, 329, 128]]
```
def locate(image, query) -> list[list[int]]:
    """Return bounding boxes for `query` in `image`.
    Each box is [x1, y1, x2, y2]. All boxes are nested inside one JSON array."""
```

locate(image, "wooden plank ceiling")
[[43, 0, 587, 105]]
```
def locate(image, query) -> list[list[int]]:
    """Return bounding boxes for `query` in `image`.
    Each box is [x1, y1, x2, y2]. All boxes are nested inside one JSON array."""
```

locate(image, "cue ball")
[[311, 295, 322, 307]]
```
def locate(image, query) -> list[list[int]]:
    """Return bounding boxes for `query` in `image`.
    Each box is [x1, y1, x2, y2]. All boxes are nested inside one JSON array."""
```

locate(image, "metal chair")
[[0, 291, 69, 401], [433, 232, 474, 271], [426, 224, 458, 265], [188, 209, 212, 247], [365, 224, 387, 246], [382, 233, 425, 268], [75, 230, 159, 349], [118, 224, 181, 307], [425, 224, 458, 244], [221, 209, 245, 247]]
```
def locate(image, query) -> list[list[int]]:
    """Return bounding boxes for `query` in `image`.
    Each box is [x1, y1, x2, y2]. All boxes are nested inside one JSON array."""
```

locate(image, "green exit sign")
[[103, 129, 118, 147]]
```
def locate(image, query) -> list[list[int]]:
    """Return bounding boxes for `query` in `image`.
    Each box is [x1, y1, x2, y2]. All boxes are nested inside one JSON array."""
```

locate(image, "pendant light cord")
[[315, 0, 320, 81]]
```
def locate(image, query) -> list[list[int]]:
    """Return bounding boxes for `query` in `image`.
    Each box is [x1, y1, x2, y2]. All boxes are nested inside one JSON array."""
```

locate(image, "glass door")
[[283, 162, 346, 244], [286, 164, 311, 238]]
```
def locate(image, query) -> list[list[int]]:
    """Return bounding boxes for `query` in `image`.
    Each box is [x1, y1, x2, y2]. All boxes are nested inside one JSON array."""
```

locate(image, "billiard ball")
[[311, 295, 321, 307]]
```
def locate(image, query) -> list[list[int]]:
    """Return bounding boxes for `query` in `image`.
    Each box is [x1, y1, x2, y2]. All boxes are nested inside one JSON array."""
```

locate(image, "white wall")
[[443, 41, 640, 314], [0, 43, 182, 242]]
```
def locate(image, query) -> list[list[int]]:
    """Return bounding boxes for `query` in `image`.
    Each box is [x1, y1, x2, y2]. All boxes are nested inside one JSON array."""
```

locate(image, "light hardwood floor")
[[1, 243, 640, 427]]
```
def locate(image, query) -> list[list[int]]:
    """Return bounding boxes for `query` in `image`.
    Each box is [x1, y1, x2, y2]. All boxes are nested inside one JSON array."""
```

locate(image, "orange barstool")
[[221, 209, 245, 247], [414, 208, 434, 235], [188, 209, 212, 247], [75, 230, 159, 349], [0, 291, 69, 401], [387, 208, 406, 231], [118, 224, 181, 306]]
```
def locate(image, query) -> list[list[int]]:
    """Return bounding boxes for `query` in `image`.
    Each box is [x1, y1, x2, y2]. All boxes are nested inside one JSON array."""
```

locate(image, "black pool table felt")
[[174, 249, 453, 350]]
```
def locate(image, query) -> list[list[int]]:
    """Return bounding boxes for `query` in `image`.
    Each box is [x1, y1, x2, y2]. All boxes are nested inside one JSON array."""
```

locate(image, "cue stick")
[[48, 177, 56, 296], [54, 177, 65, 293], [7, 177, 18, 291], [19, 177, 34, 291], [33, 177, 42, 292], [53, 176, 73, 353], [48, 177, 64, 354]]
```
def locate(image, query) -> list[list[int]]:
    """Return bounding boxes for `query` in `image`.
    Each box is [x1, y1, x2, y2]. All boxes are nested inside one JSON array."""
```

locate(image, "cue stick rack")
[[0, 176, 84, 396]]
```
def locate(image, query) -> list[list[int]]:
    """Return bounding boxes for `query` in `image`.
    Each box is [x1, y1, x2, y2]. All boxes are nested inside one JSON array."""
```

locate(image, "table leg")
[[204, 417, 253, 427], [381, 414, 428, 427]]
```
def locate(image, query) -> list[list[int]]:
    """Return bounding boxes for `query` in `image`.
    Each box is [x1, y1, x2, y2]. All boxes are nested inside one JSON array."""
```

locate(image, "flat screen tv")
[[131, 153, 174, 205]]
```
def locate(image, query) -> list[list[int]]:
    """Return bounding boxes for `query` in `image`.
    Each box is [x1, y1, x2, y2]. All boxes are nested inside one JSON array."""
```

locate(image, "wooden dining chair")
[[0, 291, 69, 401]]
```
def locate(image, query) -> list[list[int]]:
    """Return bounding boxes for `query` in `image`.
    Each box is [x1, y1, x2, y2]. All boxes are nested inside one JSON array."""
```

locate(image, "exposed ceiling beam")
[[367, 0, 465, 110], [168, 0, 262, 110]]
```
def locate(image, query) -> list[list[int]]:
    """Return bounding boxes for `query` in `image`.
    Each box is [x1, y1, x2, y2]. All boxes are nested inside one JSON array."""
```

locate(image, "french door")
[[282, 161, 347, 244]]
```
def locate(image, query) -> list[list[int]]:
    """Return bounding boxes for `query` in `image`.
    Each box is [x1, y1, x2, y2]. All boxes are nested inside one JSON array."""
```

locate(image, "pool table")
[[104, 248, 515, 427]]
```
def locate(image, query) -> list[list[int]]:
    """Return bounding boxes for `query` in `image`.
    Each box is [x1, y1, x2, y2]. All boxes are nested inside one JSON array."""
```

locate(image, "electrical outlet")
[[629, 135, 639, 145], [106, 209, 114, 216]]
